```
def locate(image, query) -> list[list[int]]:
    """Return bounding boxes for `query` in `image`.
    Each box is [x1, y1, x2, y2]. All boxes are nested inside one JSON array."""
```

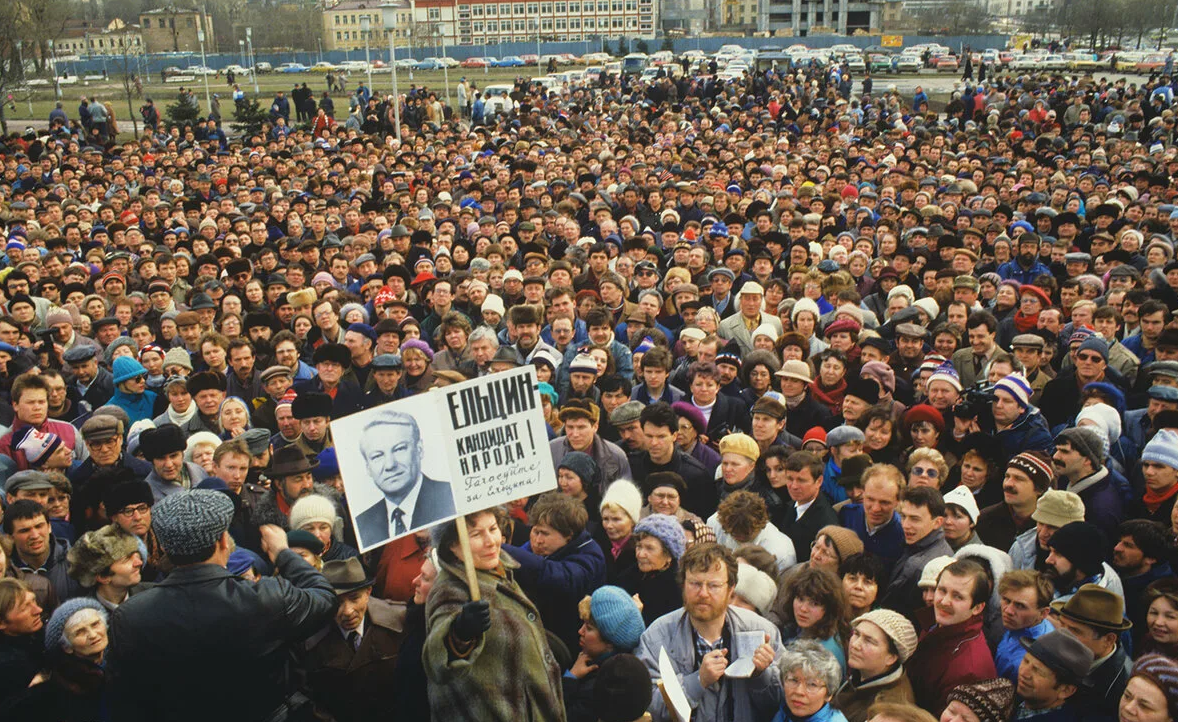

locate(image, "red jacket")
[[907, 612, 997, 714]]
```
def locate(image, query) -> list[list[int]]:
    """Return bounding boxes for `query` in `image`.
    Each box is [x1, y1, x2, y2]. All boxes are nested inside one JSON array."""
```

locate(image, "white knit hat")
[[600, 479, 643, 524], [735, 562, 777, 616], [791, 297, 821, 323], [918, 555, 957, 589], [943, 486, 980, 524], [289, 494, 342, 541]]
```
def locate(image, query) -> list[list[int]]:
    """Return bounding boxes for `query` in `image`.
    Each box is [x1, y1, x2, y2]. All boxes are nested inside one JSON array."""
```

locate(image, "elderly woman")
[[641, 471, 704, 526], [424, 508, 564, 722], [840, 553, 885, 620], [289, 494, 358, 562], [772, 640, 848, 722], [833, 610, 918, 722], [432, 312, 473, 373], [5, 597, 110, 720], [592, 479, 642, 583], [401, 339, 436, 394], [562, 586, 646, 722], [779, 566, 850, 676], [185, 431, 222, 476], [1119, 654, 1178, 722], [617, 513, 685, 626], [742, 350, 783, 406], [906, 448, 949, 490]]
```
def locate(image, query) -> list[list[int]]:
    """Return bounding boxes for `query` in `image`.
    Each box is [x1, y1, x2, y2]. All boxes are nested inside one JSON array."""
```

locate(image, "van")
[[622, 52, 649, 74]]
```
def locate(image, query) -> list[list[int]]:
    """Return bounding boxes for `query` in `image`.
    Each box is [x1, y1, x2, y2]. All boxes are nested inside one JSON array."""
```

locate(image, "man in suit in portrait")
[[354, 409, 455, 548]]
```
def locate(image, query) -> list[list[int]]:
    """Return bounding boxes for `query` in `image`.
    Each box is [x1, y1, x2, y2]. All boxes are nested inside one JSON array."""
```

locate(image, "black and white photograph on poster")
[[332, 365, 556, 553]]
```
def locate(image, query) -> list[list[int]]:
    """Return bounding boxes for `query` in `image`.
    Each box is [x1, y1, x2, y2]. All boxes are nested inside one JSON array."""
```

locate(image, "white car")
[[1009, 55, 1040, 71], [580, 52, 612, 64], [186, 65, 217, 75], [830, 43, 859, 55], [482, 84, 517, 116], [224, 64, 252, 75], [338, 60, 370, 72]]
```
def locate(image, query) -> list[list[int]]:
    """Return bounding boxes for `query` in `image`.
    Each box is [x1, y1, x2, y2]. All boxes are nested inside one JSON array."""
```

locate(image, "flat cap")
[[5, 470, 56, 494], [609, 401, 645, 426], [241, 427, 272, 457], [151, 489, 235, 558], [80, 414, 123, 442]]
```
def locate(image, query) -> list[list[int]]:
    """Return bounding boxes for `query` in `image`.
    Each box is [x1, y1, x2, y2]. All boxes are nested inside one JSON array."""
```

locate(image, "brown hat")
[[1050, 583, 1132, 632], [175, 311, 200, 327], [558, 398, 600, 425], [946, 679, 1014, 722], [816, 524, 864, 562]]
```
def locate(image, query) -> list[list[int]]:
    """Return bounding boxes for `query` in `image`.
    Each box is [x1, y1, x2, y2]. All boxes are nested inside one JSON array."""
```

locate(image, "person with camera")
[[954, 373, 1053, 460]]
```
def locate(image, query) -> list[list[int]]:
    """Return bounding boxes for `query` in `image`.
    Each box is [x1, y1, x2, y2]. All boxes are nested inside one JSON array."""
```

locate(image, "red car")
[[460, 57, 488, 68], [520, 54, 538, 66], [935, 55, 959, 72]]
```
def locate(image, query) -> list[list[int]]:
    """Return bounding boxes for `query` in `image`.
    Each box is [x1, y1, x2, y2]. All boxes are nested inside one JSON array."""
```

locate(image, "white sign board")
[[332, 365, 556, 553]]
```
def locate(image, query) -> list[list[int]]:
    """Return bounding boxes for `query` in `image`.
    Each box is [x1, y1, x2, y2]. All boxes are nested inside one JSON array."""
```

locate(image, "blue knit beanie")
[[634, 513, 686, 561], [589, 585, 645, 651], [558, 451, 598, 488], [1143, 429, 1178, 470], [44, 597, 107, 652], [112, 355, 148, 385]]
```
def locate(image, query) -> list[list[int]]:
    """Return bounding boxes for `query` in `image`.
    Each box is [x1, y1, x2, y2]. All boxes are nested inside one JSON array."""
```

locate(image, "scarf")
[[610, 536, 631, 560], [1013, 309, 1040, 333], [810, 378, 847, 415], [1142, 482, 1178, 513], [167, 401, 198, 427]]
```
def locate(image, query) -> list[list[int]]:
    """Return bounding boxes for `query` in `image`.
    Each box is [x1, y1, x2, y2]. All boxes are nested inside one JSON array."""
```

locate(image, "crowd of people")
[[1, 45, 1178, 722]]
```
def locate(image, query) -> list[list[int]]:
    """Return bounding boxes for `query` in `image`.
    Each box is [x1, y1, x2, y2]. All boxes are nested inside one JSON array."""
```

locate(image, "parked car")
[[277, 62, 308, 73], [339, 60, 371, 72], [580, 52, 612, 64], [415, 58, 446, 70], [868, 53, 893, 73], [892, 54, 921, 73], [1064, 52, 1101, 71], [494, 56, 526, 67], [224, 64, 252, 76], [935, 55, 958, 72], [254, 61, 273, 74], [1009, 54, 1040, 71], [310, 61, 340, 72], [394, 57, 418, 68], [520, 54, 539, 65], [1136, 54, 1168, 73], [461, 56, 489, 68], [186, 65, 217, 76], [482, 84, 517, 116], [162, 66, 185, 77]]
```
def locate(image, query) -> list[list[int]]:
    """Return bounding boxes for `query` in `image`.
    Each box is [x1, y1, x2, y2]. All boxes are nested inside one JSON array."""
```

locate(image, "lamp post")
[[239, 39, 246, 67], [360, 16, 374, 92], [246, 27, 259, 93], [197, 28, 211, 112], [382, 6, 402, 140], [535, 16, 542, 77]]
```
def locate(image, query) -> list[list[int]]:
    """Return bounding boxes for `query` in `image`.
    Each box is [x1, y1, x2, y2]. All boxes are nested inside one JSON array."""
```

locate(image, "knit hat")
[[912, 297, 940, 321], [735, 562, 777, 615], [558, 451, 599, 487], [67, 524, 142, 588], [600, 479, 643, 524], [589, 585, 645, 651], [852, 609, 919, 662], [1130, 654, 1178, 722], [1048, 521, 1107, 577], [993, 372, 1033, 408], [163, 347, 194, 371], [634, 513, 687, 561], [592, 654, 653, 722], [816, 524, 864, 562], [1032, 489, 1085, 528], [1056, 427, 1106, 467], [946, 678, 1015, 722], [1007, 450, 1054, 491], [44, 307, 74, 329], [1075, 402, 1122, 448], [104, 336, 137, 365], [44, 598, 107, 653], [802, 427, 827, 447], [289, 494, 341, 541], [718, 433, 760, 462], [791, 297, 821, 323], [927, 362, 963, 392], [568, 352, 598, 375], [112, 355, 148, 385], [918, 555, 957, 589], [943, 485, 980, 523], [151, 489, 235, 559], [826, 425, 866, 448], [1143, 429, 1178, 470], [1077, 335, 1109, 362], [14, 427, 64, 469]]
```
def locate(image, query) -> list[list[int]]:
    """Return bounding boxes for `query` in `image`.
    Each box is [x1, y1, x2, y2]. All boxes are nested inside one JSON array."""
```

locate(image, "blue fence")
[[58, 33, 1011, 75]]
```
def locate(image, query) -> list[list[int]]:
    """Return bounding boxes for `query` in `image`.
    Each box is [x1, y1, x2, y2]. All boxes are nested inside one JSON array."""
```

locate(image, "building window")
[[542, 17, 552, 28], [429, 7, 441, 18], [570, 17, 580, 27], [612, 1, 622, 10], [556, 18, 566, 27], [626, 0, 636, 9], [527, 2, 539, 13], [337, 31, 342, 39], [626, 16, 636, 26], [513, 3, 525, 14], [611, 16, 622, 27], [186, 17, 194, 26], [598, 1, 607, 11], [487, 20, 498, 30], [473, 20, 483, 30], [473, 4, 483, 14], [583, 17, 593, 28], [515, 19, 525, 29], [569, 1, 579, 11]]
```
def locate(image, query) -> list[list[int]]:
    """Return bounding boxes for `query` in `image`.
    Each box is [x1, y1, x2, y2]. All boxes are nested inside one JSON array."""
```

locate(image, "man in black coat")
[[775, 450, 840, 561], [294, 343, 364, 419], [107, 490, 336, 722], [628, 403, 717, 519]]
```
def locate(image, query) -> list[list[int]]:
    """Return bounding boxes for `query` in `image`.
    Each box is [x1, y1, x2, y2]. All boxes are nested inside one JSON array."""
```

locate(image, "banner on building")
[[332, 365, 555, 553], [881, 35, 903, 47]]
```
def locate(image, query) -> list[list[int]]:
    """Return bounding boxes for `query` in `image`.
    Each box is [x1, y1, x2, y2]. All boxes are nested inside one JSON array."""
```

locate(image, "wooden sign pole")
[[453, 514, 481, 601]]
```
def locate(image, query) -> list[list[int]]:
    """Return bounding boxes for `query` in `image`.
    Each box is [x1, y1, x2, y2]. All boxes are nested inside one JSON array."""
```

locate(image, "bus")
[[622, 52, 650, 74]]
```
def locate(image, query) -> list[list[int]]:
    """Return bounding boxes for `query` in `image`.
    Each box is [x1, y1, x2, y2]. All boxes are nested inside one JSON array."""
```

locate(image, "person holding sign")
[[636, 542, 784, 722], [354, 409, 456, 547], [424, 508, 566, 722]]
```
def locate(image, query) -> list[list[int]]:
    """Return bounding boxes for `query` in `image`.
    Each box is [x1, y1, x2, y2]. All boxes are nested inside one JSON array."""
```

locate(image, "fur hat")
[[735, 562, 777, 615], [67, 525, 142, 588], [292, 391, 333, 420], [139, 424, 186, 460], [599, 479, 643, 524]]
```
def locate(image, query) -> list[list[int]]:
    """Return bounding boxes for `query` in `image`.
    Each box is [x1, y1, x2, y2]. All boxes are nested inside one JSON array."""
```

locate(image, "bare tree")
[[113, 29, 142, 138]]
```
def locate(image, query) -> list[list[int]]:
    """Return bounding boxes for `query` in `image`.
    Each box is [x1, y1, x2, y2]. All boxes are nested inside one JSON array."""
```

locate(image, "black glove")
[[451, 600, 492, 643]]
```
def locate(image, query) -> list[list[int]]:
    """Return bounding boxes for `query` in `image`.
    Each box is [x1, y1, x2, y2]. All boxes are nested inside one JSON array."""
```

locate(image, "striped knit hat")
[[994, 372, 1033, 408], [1131, 654, 1178, 721], [1007, 450, 1054, 491], [946, 678, 1014, 722], [927, 361, 962, 392]]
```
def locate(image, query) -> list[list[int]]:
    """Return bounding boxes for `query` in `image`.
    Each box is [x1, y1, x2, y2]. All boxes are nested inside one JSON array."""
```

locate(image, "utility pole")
[[247, 27, 259, 93], [383, 6, 402, 139]]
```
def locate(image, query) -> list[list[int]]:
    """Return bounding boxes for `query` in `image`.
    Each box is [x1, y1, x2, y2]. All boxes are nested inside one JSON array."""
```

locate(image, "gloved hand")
[[451, 600, 492, 642]]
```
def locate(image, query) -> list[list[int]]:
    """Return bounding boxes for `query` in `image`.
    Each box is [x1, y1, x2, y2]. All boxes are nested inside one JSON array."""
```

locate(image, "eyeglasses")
[[117, 504, 151, 517], [1076, 352, 1104, 363], [636, 269, 657, 276], [685, 580, 728, 594], [911, 466, 939, 479], [784, 676, 827, 693]]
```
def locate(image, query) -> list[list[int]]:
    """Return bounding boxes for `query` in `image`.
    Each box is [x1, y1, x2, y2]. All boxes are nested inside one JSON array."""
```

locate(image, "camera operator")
[[954, 373, 1053, 460]]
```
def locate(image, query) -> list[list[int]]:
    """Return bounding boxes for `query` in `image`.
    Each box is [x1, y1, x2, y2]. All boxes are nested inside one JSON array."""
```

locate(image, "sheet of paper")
[[723, 630, 765, 679], [659, 647, 691, 722]]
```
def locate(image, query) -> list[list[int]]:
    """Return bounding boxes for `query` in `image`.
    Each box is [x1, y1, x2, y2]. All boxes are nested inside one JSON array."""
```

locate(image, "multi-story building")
[[138, 6, 214, 54], [764, 0, 882, 35], [410, 0, 462, 50], [323, 0, 414, 52], [56, 18, 144, 57], [721, 0, 760, 33], [456, 0, 656, 45]]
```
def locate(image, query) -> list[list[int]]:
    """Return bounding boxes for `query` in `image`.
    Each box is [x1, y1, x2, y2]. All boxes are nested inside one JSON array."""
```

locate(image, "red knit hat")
[[802, 426, 827, 447]]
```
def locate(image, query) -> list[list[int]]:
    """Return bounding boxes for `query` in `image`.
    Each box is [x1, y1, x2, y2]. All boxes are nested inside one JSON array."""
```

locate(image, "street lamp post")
[[239, 39, 246, 67], [247, 27, 259, 93], [197, 28, 211, 112], [382, 7, 402, 139], [360, 16, 374, 92]]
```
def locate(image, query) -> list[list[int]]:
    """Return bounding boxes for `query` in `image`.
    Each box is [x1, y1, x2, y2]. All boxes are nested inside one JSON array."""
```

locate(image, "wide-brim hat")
[[1049, 583, 1132, 632], [266, 444, 319, 478], [322, 557, 373, 594]]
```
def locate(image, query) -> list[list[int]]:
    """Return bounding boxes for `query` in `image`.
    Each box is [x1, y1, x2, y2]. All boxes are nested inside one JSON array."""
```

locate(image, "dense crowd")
[[0, 55, 1177, 722]]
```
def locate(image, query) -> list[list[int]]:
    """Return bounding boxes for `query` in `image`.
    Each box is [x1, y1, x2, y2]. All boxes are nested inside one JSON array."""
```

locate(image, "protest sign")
[[332, 365, 556, 553]]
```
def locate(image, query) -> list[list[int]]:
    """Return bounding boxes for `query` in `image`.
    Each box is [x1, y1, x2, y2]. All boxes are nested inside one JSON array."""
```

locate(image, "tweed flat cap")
[[151, 489, 235, 558]]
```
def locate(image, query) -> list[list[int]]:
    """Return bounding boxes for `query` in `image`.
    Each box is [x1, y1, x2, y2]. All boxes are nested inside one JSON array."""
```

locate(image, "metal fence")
[[57, 33, 1011, 76]]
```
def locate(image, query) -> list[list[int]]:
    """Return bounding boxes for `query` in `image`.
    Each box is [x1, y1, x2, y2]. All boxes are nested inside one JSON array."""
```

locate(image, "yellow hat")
[[718, 433, 760, 462]]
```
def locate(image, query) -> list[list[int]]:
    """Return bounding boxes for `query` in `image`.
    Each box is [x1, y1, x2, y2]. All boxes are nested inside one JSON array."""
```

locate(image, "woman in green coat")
[[424, 507, 566, 722]]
